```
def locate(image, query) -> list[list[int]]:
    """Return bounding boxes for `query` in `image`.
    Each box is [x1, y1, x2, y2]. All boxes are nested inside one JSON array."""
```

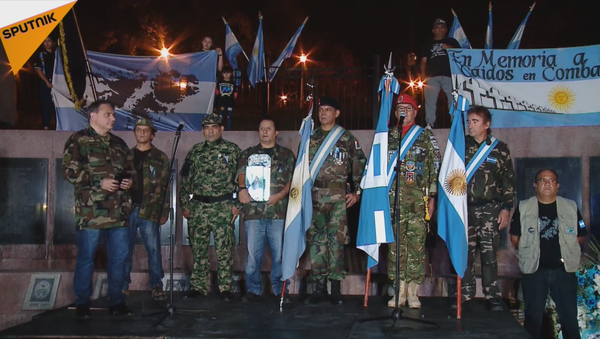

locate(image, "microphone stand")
[[146, 125, 216, 327], [359, 113, 439, 333]]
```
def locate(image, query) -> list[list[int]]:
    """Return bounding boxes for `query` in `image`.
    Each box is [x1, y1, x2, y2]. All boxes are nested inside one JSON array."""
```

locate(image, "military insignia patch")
[[406, 172, 414, 183], [406, 161, 416, 172], [416, 162, 423, 175], [486, 157, 497, 164], [354, 140, 361, 149]]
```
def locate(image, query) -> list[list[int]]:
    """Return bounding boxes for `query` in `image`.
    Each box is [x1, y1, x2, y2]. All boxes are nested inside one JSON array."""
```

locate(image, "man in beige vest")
[[510, 168, 586, 339]]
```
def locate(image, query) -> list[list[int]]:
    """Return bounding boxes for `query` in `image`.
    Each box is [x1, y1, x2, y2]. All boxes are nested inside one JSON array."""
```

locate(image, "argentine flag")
[[223, 18, 245, 69], [507, 3, 535, 49], [449, 9, 471, 49], [281, 106, 314, 281], [356, 74, 399, 269], [485, 2, 493, 49], [269, 17, 308, 82], [247, 15, 264, 88], [437, 95, 469, 278]]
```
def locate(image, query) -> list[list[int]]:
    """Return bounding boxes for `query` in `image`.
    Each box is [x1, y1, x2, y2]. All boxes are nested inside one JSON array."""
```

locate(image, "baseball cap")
[[135, 118, 157, 132], [202, 113, 222, 126], [433, 18, 446, 28]]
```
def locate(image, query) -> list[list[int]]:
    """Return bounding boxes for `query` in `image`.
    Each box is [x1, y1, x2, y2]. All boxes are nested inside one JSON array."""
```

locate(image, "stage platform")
[[0, 292, 530, 339]]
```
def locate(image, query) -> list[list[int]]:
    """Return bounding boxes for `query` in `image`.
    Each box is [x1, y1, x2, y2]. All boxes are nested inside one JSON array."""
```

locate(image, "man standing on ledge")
[[62, 100, 135, 318], [180, 113, 241, 301], [510, 168, 585, 339], [455, 106, 516, 312], [123, 118, 170, 301], [420, 18, 461, 128], [306, 97, 366, 305]]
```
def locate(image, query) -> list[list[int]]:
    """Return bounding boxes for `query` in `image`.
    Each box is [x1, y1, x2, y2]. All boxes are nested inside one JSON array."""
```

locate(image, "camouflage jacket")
[[62, 126, 135, 230], [131, 145, 170, 224], [309, 126, 367, 197], [179, 138, 241, 212], [236, 143, 296, 220], [465, 135, 516, 210], [388, 125, 440, 204]]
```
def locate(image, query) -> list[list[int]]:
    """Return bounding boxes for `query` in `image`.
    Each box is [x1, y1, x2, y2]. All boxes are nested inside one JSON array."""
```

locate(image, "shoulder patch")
[[354, 140, 361, 150]]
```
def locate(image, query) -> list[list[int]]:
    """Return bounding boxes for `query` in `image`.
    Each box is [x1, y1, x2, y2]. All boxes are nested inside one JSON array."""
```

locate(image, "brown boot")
[[407, 282, 421, 309], [387, 281, 407, 308]]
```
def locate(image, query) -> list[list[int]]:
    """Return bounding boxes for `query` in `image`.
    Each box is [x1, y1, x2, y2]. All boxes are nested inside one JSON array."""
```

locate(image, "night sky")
[[73, 0, 598, 66]]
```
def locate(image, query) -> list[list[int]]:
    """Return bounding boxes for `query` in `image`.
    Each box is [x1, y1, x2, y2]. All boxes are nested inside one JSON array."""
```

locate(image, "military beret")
[[319, 96, 340, 110], [202, 113, 222, 126], [135, 118, 157, 132]]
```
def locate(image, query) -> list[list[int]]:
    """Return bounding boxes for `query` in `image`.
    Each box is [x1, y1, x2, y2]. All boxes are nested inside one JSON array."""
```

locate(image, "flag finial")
[[384, 52, 394, 77]]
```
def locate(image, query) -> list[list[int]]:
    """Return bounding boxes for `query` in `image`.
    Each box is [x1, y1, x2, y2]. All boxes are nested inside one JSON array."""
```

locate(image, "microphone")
[[176, 122, 185, 132], [398, 111, 406, 126]]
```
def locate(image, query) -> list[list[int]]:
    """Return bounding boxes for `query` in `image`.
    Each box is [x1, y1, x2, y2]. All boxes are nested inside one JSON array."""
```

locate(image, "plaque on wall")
[[23, 273, 61, 310], [590, 157, 600, 238], [0, 158, 47, 244]]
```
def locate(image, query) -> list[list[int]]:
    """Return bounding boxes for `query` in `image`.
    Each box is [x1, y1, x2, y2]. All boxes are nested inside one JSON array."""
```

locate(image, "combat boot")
[[330, 280, 344, 305], [307, 279, 327, 304], [387, 280, 407, 308], [407, 282, 421, 309]]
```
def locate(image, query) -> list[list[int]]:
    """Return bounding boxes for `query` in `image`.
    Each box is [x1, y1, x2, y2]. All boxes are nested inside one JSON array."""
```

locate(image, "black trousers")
[[522, 267, 581, 339]]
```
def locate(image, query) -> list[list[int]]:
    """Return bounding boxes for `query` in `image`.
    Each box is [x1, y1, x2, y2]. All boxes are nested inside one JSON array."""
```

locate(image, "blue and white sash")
[[387, 125, 424, 191], [309, 125, 346, 185], [465, 136, 499, 183]]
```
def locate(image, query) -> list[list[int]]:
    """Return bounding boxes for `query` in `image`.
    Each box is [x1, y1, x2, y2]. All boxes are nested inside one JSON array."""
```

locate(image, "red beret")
[[396, 94, 418, 110]]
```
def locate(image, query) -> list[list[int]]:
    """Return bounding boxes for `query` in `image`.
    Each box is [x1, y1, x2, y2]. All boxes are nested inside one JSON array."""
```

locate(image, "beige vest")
[[517, 196, 581, 274]]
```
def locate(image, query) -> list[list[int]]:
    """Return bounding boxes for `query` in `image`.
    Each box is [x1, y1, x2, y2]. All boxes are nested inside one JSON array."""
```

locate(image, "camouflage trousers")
[[388, 200, 427, 285], [307, 190, 348, 281], [187, 200, 234, 294], [462, 203, 502, 301]]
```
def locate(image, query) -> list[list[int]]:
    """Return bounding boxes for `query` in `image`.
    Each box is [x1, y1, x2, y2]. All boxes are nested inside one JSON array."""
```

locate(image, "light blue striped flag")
[[449, 9, 471, 49], [269, 17, 308, 82], [507, 3, 535, 49], [356, 68, 399, 269], [485, 2, 493, 49], [247, 14, 264, 88], [281, 100, 314, 281], [437, 95, 469, 278], [223, 17, 245, 69]]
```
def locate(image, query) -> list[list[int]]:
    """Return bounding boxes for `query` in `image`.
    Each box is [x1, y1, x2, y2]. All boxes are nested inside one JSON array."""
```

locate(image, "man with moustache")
[[306, 97, 366, 305], [386, 94, 440, 309], [454, 106, 516, 312], [180, 113, 241, 301], [237, 118, 296, 303]]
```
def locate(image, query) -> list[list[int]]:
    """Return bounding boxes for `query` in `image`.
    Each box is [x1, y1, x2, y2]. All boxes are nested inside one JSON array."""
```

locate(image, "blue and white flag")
[[437, 95, 469, 278], [281, 101, 314, 281], [507, 3, 535, 49], [449, 9, 471, 49], [223, 17, 246, 69], [485, 2, 493, 49], [269, 17, 308, 82], [356, 73, 399, 269], [247, 14, 265, 88], [53, 49, 217, 131]]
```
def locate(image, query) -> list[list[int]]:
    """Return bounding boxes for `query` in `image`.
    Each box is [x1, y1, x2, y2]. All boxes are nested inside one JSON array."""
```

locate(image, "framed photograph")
[[23, 274, 60, 310], [92, 273, 108, 299], [246, 154, 271, 202]]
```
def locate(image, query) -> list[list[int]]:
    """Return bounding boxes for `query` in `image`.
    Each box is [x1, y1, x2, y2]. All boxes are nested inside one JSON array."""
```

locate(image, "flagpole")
[[71, 7, 97, 101], [457, 276, 462, 319], [363, 269, 371, 307]]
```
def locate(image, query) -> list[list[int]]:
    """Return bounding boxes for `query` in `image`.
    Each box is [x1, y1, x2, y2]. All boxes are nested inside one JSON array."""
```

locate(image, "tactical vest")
[[518, 196, 581, 274]]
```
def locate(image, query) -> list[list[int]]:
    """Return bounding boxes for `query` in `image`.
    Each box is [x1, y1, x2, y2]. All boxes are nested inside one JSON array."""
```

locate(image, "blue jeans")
[[73, 227, 129, 306], [244, 219, 288, 295], [123, 207, 164, 291]]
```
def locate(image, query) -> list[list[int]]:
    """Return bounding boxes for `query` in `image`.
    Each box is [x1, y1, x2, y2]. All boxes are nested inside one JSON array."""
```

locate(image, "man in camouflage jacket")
[[306, 97, 366, 305], [387, 95, 440, 309], [123, 118, 170, 301], [237, 118, 296, 303], [62, 100, 135, 318], [456, 106, 516, 312], [180, 113, 241, 301]]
